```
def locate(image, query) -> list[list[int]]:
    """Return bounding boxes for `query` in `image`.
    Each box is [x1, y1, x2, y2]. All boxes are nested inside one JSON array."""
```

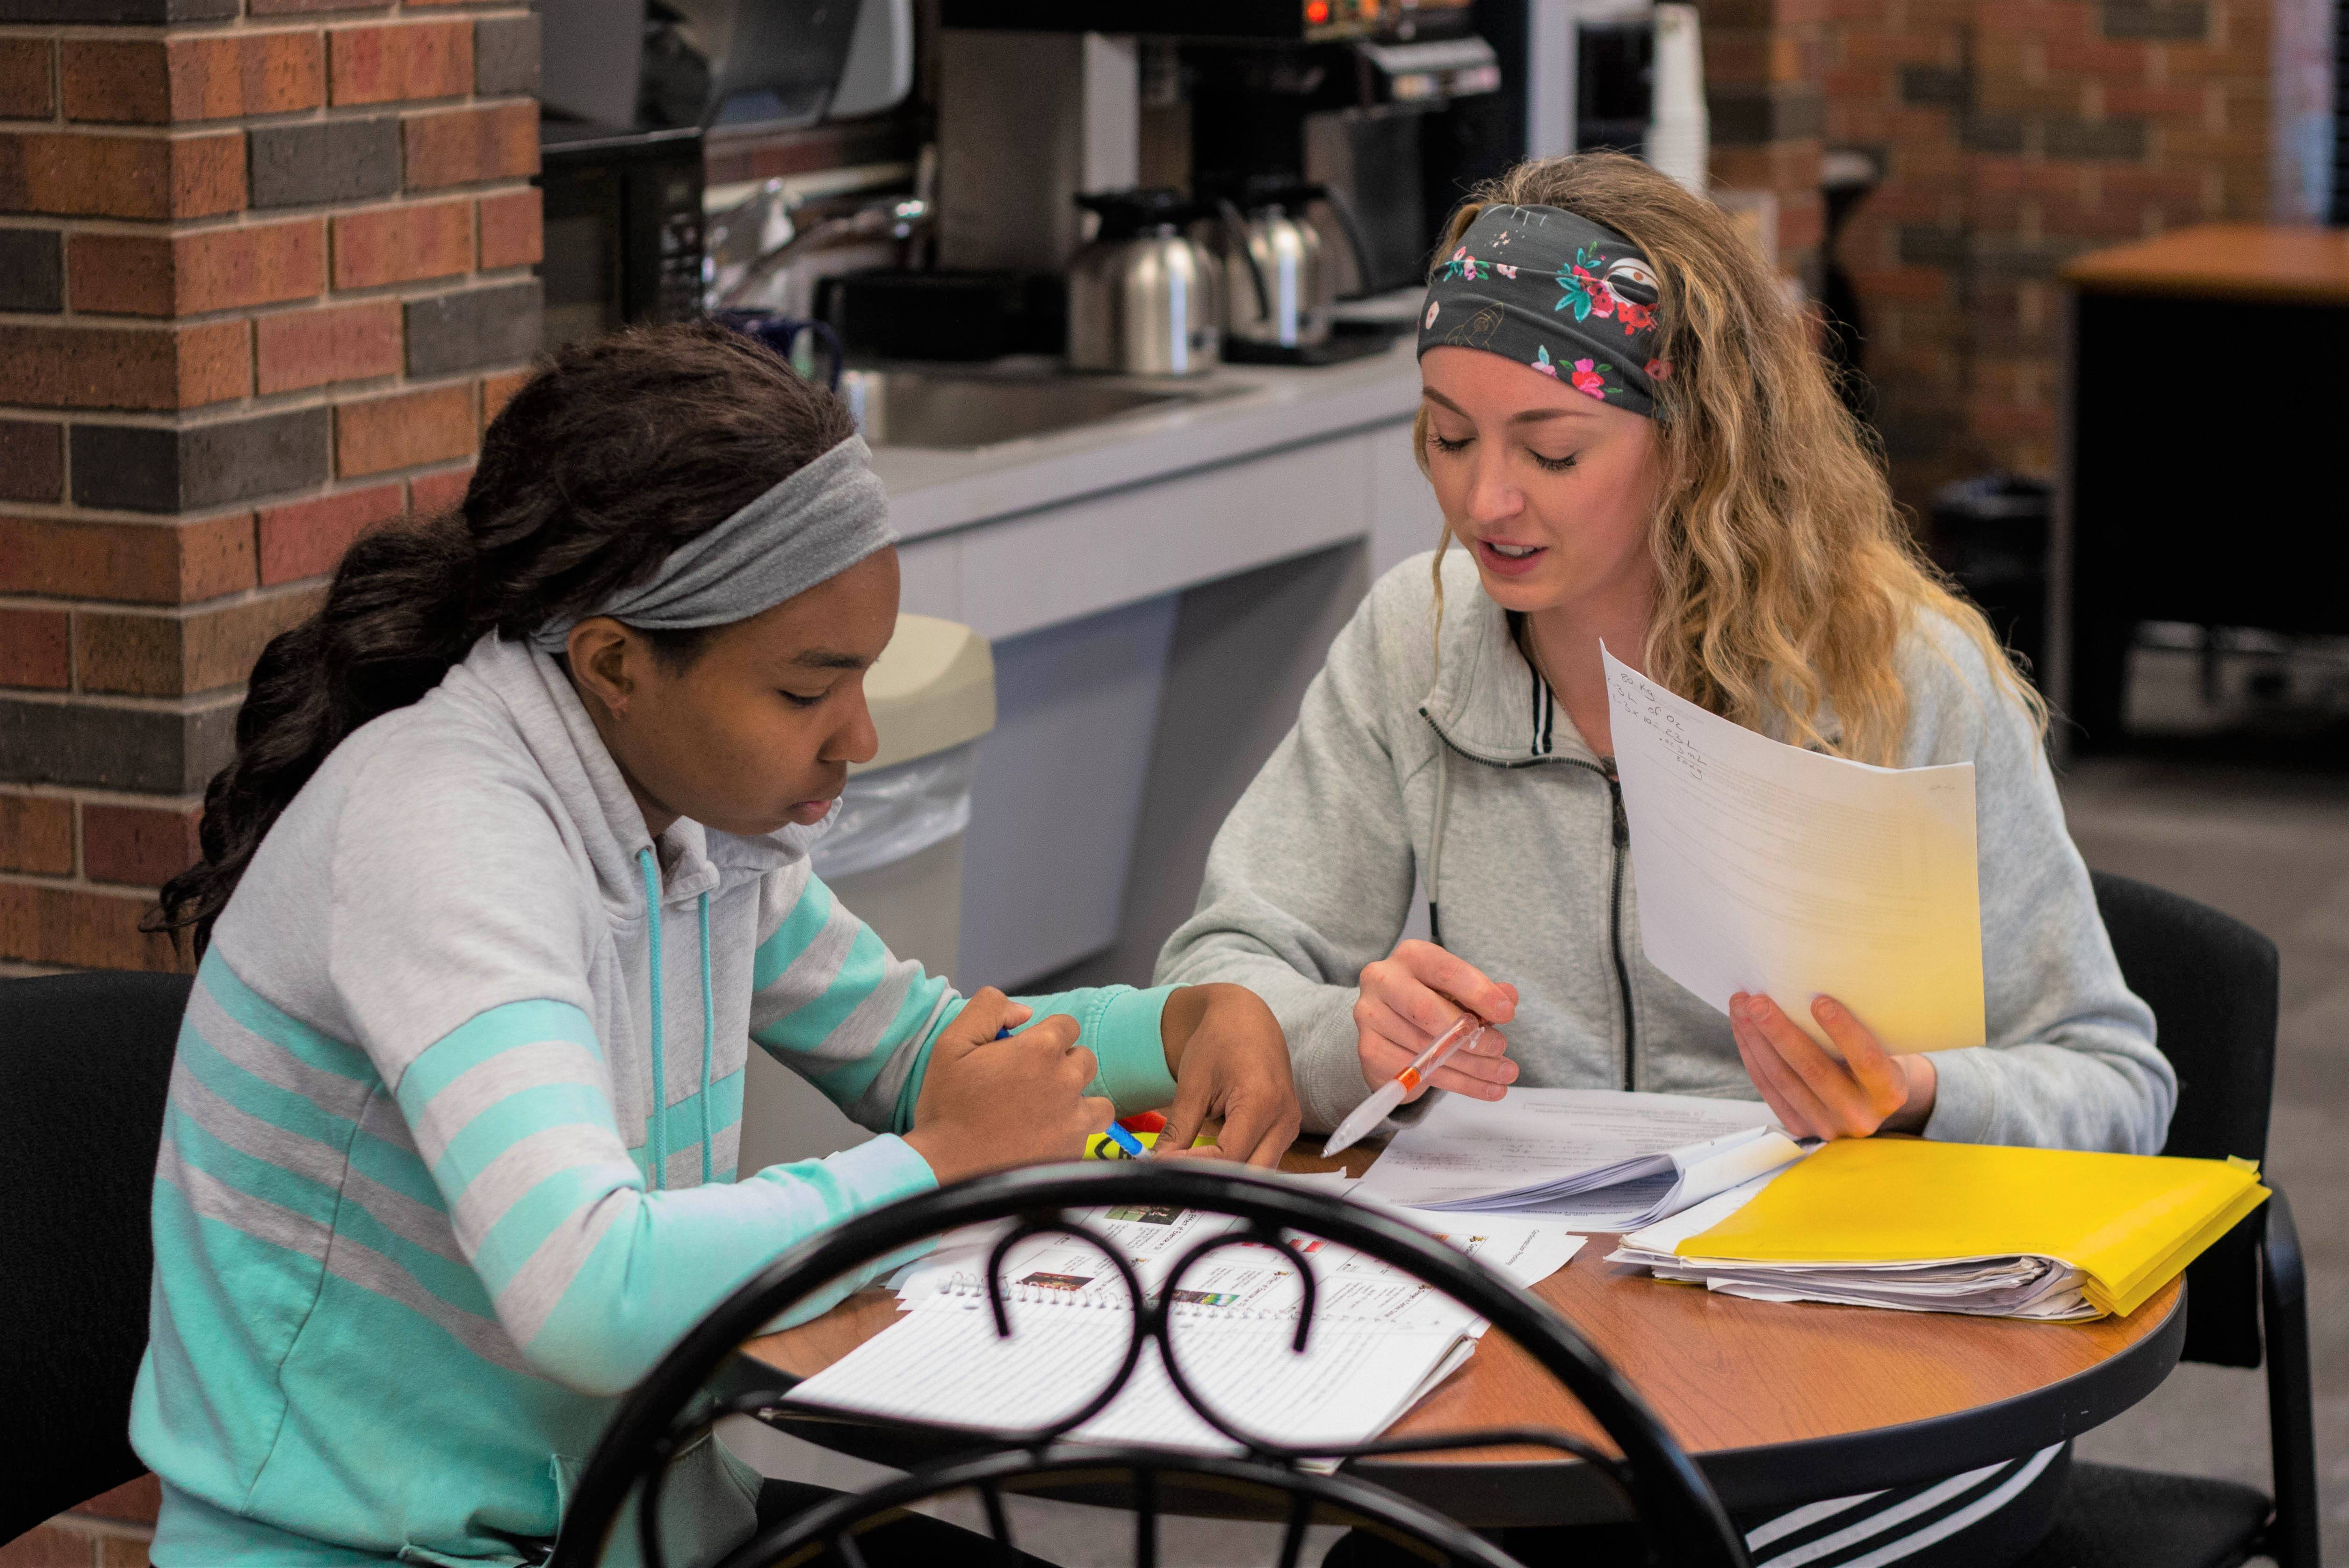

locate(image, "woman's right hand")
[[904, 988, 1112, 1184], [1354, 940, 1520, 1101]]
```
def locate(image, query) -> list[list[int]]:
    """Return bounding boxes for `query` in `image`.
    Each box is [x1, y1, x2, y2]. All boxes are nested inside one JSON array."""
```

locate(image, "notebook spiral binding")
[[924, 1275, 1438, 1324]]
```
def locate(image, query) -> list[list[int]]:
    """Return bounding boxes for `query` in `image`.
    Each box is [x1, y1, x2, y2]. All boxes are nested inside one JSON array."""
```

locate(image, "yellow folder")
[[1676, 1137, 2269, 1317]]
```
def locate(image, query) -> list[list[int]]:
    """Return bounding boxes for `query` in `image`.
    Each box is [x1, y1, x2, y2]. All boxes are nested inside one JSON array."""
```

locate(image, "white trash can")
[[735, 614, 996, 1173]]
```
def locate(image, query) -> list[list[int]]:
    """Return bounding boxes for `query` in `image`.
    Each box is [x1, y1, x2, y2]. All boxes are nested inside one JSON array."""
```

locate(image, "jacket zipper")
[[1601, 760, 1636, 1091], [1419, 709, 1639, 1088]]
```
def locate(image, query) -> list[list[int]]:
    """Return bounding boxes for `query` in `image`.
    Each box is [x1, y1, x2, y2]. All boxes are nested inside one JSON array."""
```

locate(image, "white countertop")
[[871, 333, 1425, 544]]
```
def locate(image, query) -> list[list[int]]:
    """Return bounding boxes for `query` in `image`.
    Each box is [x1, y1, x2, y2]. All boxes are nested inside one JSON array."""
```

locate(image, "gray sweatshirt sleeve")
[[1155, 589, 1424, 1132], [1908, 619, 2176, 1154]]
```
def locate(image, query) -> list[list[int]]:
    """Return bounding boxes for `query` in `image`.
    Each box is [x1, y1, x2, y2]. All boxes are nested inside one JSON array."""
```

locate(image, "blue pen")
[[995, 1027, 1149, 1158]]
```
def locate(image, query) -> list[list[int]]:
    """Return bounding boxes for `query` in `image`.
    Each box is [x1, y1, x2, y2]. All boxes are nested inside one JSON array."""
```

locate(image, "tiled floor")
[[2058, 756, 2349, 1565]]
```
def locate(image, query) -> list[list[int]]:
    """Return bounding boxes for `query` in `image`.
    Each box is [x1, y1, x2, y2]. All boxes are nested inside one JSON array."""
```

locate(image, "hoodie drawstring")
[[637, 849, 669, 1188], [636, 847, 718, 1191], [696, 892, 715, 1185]]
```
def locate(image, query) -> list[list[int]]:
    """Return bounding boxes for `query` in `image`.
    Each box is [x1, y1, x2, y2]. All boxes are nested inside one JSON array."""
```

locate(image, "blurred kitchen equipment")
[[942, 0, 1473, 40], [538, 0, 910, 134], [935, 30, 1139, 273], [708, 185, 927, 314], [1188, 28, 1509, 296], [1820, 148, 1881, 419], [835, 367, 1243, 450], [1066, 189, 1221, 377], [1202, 184, 1403, 364], [939, 3, 1505, 300], [714, 309, 844, 387], [1932, 475, 2052, 682], [828, 0, 914, 118], [816, 269, 1067, 360], [537, 122, 706, 348], [1645, 3, 1707, 194], [737, 613, 994, 1170]]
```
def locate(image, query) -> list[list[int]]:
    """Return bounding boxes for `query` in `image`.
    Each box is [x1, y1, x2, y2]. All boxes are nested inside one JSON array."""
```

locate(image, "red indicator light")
[[1305, 0, 1330, 21]]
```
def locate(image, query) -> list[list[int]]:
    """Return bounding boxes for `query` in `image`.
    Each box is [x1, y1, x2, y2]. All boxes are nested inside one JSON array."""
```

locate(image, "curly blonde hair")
[[1420, 153, 2044, 764]]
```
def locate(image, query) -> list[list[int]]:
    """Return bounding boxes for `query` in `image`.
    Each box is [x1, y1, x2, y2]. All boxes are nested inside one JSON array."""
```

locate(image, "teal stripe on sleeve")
[[470, 1160, 639, 1296], [177, 1025, 365, 1154], [812, 977, 951, 1112], [198, 954, 375, 1083], [755, 925, 893, 1049], [430, 1081, 618, 1194], [752, 878, 836, 992], [392, 999, 602, 1119]]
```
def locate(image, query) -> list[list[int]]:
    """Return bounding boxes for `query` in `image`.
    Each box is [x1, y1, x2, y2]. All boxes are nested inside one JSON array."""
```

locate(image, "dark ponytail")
[[152, 321, 858, 954]]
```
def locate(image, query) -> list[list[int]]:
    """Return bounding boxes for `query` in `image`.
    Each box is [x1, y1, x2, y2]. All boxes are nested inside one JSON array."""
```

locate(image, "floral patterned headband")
[[1416, 203, 1670, 418]]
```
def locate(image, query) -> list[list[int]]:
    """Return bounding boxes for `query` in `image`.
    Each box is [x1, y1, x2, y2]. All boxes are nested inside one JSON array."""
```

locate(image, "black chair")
[[553, 1163, 1754, 1568], [2013, 873, 2317, 1568], [0, 970, 193, 1547]]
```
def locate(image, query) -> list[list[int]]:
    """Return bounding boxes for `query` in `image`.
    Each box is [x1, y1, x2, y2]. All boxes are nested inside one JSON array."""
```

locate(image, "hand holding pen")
[[996, 1027, 1147, 1158], [1324, 1011, 1493, 1158], [1352, 938, 1520, 1104], [903, 989, 1110, 1184]]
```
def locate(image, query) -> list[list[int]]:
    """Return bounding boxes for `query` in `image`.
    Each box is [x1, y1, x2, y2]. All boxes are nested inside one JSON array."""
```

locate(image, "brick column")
[[1823, 0, 2269, 508], [1702, 0, 1831, 285], [0, 0, 543, 973]]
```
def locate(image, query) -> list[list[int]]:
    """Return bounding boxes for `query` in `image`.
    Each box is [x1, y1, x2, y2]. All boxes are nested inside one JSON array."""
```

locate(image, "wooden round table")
[[740, 1140, 2184, 1527]]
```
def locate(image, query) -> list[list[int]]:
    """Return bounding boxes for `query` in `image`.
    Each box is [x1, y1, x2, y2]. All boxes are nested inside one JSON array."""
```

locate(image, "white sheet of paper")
[[898, 1204, 1583, 1335], [1601, 645, 1984, 1052], [1353, 1088, 1784, 1209], [787, 1302, 1474, 1455]]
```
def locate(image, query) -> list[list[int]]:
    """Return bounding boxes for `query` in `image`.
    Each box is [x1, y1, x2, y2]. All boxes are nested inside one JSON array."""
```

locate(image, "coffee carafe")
[[1203, 184, 1376, 352], [1066, 189, 1221, 376]]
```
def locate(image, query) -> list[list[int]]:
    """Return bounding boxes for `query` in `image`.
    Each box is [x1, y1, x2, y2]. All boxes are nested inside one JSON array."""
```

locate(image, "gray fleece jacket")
[[1157, 550, 2173, 1153]]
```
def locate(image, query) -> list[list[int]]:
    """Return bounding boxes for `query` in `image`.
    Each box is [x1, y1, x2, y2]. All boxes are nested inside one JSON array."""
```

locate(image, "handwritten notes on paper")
[[1600, 646, 1984, 1053]]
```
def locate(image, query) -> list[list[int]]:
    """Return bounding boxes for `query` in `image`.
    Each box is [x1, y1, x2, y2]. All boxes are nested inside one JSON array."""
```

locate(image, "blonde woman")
[[1156, 155, 2170, 1567]]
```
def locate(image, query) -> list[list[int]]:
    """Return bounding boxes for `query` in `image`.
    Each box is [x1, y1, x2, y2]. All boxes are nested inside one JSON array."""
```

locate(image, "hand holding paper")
[[1730, 990, 1938, 1139], [1600, 645, 1985, 1055]]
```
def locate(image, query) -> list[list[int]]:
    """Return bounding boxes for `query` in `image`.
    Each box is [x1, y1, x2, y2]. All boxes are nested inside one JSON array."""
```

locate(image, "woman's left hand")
[[1156, 984, 1301, 1166], [1729, 992, 1937, 1140]]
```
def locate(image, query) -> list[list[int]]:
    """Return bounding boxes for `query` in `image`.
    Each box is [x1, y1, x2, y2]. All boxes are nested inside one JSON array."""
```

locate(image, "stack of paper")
[[782, 1196, 1584, 1456], [1608, 1138, 2270, 1321], [1352, 1088, 1807, 1230]]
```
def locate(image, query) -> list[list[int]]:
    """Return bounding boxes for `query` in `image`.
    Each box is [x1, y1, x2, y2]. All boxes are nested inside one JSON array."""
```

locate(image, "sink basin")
[[838, 368, 1242, 451]]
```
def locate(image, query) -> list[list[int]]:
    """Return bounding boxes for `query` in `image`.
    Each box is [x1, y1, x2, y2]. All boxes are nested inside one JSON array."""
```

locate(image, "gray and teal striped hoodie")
[[131, 631, 1178, 1566]]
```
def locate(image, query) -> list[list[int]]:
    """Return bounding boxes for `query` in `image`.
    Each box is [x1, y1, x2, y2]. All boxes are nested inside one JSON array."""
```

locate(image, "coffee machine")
[[939, 0, 1514, 298]]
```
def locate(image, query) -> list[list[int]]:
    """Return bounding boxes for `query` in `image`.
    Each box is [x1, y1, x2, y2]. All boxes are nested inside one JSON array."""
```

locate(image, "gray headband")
[[530, 434, 896, 653]]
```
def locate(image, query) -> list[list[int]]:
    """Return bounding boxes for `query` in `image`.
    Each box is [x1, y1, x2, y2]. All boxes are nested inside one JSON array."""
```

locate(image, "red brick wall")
[[1705, 0, 1832, 285], [0, 0, 542, 974], [1821, 0, 2271, 509], [0, 1474, 159, 1568]]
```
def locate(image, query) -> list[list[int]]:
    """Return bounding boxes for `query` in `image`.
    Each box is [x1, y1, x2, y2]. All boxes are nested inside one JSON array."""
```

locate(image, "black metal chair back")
[[2088, 871, 2277, 1367], [0, 970, 193, 1544], [554, 1163, 1751, 1568]]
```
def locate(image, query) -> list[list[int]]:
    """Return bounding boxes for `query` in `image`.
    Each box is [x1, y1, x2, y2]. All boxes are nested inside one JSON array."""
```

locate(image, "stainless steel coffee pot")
[[1202, 186, 1377, 351], [1066, 190, 1221, 376], [1214, 201, 1328, 349]]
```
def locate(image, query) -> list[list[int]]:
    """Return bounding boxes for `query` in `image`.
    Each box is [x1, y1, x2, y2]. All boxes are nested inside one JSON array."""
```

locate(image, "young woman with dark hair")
[[135, 322, 1299, 1567]]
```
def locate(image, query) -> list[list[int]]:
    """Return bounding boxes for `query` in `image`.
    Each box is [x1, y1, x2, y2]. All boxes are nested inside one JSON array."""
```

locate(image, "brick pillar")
[[0, 1473, 161, 1567], [1702, 0, 1831, 285], [0, 0, 544, 974], [1823, 0, 2269, 509]]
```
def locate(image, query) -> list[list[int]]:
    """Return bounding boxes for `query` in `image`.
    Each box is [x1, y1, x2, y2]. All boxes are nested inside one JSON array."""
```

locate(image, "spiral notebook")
[[783, 1199, 1582, 1456]]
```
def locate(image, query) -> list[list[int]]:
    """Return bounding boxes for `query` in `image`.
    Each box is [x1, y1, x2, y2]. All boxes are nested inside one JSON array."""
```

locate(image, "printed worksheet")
[[1601, 645, 1984, 1052]]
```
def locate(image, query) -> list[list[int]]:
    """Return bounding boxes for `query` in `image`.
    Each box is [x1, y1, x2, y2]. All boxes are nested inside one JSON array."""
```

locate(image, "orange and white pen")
[[1321, 1013, 1488, 1158]]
